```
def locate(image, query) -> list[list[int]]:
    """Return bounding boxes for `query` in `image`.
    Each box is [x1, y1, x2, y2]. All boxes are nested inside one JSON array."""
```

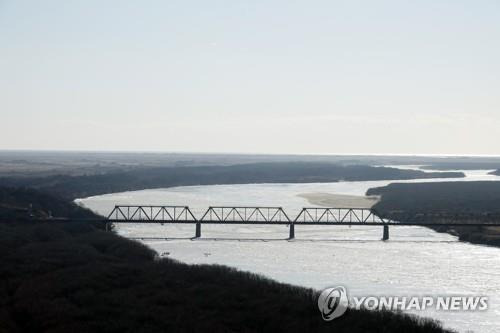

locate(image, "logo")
[[317, 286, 349, 321], [317, 286, 488, 321]]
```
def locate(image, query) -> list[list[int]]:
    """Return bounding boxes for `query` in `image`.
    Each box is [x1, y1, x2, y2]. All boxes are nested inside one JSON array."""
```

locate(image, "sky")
[[1, 0, 499, 155]]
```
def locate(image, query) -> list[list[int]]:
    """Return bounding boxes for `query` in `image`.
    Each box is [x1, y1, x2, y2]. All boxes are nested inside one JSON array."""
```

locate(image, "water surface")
[[78, 169, 500, 332]]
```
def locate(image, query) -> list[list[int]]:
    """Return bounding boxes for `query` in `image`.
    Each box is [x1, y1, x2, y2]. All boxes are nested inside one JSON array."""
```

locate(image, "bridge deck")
[[105, 219, 499, 226]]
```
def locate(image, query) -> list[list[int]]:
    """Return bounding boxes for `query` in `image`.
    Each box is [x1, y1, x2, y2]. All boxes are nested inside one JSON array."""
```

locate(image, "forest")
[[0, 218, 451, 332], [368, 182, 500, 246]]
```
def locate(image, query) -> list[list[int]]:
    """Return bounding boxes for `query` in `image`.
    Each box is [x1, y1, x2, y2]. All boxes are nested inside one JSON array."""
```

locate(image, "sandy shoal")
[[297, 192, 379, 208]]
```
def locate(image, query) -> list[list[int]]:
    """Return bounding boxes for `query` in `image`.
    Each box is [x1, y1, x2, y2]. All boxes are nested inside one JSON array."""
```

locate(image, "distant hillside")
[[0, 163, 464, 199], [421, 162, 500, 170], [1, 150, 497, 177], [0, 220, 451, 333]]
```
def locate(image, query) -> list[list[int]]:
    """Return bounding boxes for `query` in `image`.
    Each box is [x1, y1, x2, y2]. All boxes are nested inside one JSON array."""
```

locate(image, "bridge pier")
[[289, 223, 295, 239], [195, 222, 201, 238], [382, 225, 389, 241]]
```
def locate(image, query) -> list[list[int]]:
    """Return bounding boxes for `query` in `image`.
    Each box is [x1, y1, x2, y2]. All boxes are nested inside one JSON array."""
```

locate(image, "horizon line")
[[1, 149, 500, 158]]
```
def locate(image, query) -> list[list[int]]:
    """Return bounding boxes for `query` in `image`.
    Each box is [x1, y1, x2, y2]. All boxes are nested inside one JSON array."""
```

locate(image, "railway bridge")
[[106, 205, 498, 240]]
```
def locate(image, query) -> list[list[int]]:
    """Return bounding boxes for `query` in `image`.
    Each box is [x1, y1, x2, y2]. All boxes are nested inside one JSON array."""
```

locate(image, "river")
[[77, 168, 500, 333]]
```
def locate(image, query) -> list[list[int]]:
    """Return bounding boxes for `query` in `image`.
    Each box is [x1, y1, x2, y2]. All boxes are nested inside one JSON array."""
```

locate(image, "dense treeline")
[[0, 187, 100, 221], [0, 163, 464, 200], [0, 220, 452, 333], [367, 182, 500, 246], [368, 182, 500, 216]]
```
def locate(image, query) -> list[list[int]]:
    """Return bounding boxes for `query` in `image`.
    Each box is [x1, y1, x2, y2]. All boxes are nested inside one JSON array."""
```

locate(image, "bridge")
[[106, 205, 500, 240]]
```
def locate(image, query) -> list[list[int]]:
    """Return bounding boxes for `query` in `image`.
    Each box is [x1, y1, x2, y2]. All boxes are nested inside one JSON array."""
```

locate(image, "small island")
[[367, 181, 500, 247]]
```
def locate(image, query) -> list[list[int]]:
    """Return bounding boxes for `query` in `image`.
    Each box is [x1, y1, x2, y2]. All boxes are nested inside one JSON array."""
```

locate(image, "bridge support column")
[[382, 225, 389, 241], [195, 222, 201, 238], [289, 223, 295, 239]]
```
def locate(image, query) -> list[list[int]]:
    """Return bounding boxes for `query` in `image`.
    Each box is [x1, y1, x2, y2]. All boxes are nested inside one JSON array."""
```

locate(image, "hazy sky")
[[1, 1, 499, 155]]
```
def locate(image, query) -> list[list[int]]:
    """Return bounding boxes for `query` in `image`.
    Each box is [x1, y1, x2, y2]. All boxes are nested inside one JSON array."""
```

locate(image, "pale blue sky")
[[1, 0, 499, 154]]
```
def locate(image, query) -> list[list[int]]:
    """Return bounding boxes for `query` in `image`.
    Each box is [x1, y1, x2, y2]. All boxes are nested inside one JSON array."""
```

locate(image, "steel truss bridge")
[[107, 205, 500, 240]]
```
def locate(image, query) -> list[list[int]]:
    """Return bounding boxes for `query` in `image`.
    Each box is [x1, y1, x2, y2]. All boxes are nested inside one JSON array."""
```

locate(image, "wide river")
[[78, 167, 500, 333]]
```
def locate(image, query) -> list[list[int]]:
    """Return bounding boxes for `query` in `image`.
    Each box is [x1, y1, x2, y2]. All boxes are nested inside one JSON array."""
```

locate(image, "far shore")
[[297, 192, 379, 208]]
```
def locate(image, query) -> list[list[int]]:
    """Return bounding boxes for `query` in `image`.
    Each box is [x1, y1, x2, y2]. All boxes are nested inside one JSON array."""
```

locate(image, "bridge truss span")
[[107, 205, 197, 222], [200, 206, 291, 223], [293, 207, 394, 224]]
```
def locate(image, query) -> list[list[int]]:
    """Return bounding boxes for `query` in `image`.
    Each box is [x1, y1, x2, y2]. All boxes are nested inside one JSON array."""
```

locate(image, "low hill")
[[0, 220, 451, 332]]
